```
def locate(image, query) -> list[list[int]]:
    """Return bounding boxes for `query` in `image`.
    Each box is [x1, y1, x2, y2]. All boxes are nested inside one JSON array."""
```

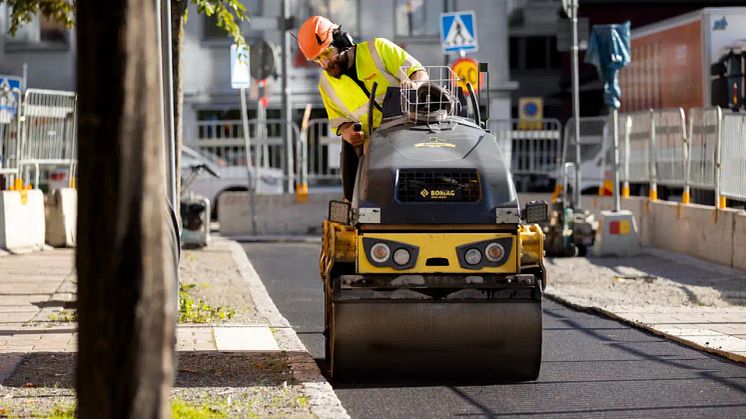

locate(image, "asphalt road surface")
[[243, 242, 746, 418]]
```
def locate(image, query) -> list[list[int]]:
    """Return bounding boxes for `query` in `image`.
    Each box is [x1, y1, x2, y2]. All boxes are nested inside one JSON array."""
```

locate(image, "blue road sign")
[[440, 11, 478, 54], [0, 76, 22, 124]]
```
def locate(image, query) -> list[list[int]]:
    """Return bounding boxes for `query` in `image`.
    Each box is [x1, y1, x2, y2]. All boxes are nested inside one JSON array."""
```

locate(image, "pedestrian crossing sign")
[[440, 11, 478, 54]]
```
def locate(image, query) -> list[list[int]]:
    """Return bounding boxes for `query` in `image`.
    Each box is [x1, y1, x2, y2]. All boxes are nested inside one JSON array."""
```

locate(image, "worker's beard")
[[326, 50, 351, 79]]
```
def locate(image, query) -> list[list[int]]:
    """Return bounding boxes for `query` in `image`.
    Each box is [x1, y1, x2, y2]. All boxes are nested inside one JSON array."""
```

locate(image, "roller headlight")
[[484, 242, 505, 262], [370, 243, 391, 263], [464, 248, 482, 265], [393, 248, 411, 266]]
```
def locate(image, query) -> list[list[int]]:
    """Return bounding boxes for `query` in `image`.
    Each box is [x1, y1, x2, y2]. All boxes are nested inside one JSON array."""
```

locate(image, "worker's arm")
[[376, 38, 425, 82], [401, 69, 429, 89], [319, 82, 363, 145]]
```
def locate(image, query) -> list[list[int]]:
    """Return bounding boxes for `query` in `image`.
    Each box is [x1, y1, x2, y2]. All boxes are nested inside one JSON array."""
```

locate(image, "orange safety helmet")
[[298, 16, 338, 61]]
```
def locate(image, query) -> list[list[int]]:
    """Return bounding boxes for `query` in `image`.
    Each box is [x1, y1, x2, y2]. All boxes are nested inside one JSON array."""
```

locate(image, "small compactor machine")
[[320, 67, 548, 380]]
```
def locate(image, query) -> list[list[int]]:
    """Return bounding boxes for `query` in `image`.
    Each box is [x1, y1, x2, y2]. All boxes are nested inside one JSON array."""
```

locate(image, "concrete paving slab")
[[0, 312, 37, 323], [213, 326, 279, 352], [546, 246, 746, 364]]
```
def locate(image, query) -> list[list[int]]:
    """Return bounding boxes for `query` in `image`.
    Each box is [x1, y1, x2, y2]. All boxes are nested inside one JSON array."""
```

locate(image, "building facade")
[[2, 1, 514, 175], [180, 0, 515, 149]]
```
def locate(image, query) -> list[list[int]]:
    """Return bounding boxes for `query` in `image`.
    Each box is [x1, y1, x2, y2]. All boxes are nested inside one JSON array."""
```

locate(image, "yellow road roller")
[[319, 67, 548, 380]]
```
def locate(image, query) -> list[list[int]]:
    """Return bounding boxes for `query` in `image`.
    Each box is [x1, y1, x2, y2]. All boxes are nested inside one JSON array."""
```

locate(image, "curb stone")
[[225, 239, 350, 418], [544, 291, 746, 365]]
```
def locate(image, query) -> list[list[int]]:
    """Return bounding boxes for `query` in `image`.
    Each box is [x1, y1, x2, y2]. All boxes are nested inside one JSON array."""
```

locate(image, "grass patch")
[[3, 403, 77, 419], [47, 309, 77, 322], [171, 397, 229, 418], [44, 404, 76, 419], [179, 283, 236, 324]]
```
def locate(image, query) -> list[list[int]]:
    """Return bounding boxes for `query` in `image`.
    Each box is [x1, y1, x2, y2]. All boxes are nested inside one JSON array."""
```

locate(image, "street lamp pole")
[[281, 0, 293, 193], [569, 0, 582, 207]]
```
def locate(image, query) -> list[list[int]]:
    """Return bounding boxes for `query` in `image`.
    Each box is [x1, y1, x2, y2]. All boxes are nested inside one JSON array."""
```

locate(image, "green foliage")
[[3, 0, 249, 47], [47, 309, 77, 323], [179, 283, 236, 323], [1, 0, 75, 36], [191, 0, 249, 46], [44, 404, 76, 419], [171, 397, 229, 418]]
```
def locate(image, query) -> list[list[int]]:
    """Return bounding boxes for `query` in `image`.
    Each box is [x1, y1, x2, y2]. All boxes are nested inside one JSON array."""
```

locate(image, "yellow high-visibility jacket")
[[319, 38, 423, 135]]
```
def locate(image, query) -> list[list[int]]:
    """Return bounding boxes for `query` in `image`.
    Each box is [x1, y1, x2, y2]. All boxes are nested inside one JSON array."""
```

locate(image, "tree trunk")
[[172, 0, 187, 199], [76, 0, 177, 417]]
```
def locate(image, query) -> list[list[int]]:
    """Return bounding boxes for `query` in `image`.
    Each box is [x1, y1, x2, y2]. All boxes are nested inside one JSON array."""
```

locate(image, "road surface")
[[244, 242, 746, 418]]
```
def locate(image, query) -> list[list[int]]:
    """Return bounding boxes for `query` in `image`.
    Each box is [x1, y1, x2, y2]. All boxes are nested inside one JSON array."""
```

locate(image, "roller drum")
[[330, 299, 542, 380]]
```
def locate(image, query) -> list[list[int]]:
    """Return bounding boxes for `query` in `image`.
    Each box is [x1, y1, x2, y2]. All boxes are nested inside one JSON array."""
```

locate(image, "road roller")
[[319, 66, 548, 380]]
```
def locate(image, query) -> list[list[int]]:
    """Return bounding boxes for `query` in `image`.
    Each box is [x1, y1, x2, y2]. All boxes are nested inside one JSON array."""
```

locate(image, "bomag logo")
[[415, 137, 456, 148], [421, 189, 455, 199]]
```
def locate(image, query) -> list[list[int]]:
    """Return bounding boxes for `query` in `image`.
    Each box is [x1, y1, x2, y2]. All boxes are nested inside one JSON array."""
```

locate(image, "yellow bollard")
[[622, 184, 630, 198], [550, 184, 562, 203], [649, 188, 657, 201], [70, 176, 76, 189], [682, 191, 690, 205], [719, 196, 727, 209], [13, 178, 22, 191], [295, 183, 309, 203]]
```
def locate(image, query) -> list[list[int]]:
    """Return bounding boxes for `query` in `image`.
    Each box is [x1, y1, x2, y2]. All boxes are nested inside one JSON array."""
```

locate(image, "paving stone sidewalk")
[[0, 238, 347, 418], [545, 247, 746, 363]]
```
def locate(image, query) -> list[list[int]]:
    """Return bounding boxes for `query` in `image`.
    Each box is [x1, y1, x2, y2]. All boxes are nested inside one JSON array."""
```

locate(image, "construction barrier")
[[562, 116, 610, 193], [565, 106, 745, 207], [489, 118, 562, 180], [582, 195, 746, 270], [719, 113, 746, 202], [0, 86, 21, 185], [196, 118, 298, 192], [686, 107, 720, 192], [652, 108, 688, 188], [218, 190, 340, 236], [45, 188, 77, 247], [304, 119, 342, 185], [18, 89, 77, 188], [622, 110, 652, 184], [0, 189, 46, 253]]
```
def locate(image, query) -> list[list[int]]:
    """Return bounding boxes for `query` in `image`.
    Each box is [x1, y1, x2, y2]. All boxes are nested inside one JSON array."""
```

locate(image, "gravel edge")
[[544, 291, 746, 365], [224, 238, 350, 419]]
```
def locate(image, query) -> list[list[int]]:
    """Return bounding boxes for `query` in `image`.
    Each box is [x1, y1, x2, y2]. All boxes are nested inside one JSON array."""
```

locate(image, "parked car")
[[181, 146, 284, 219]]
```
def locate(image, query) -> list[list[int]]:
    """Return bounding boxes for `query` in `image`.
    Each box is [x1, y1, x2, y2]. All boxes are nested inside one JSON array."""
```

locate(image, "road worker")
[[297, 15, 428, 201]]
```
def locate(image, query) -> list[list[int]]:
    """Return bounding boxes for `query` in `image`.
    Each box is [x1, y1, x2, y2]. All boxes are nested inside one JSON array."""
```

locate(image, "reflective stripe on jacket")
[[318, 38, 423, 135]]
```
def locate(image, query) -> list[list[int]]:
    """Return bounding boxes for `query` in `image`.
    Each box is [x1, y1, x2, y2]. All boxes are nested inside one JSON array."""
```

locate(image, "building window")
[[509, 36, 560, 71], [4, 12, 69, 50], [305, 0, 359, 37], [395, 0, 444, 38], [525, 36, 548, 69]]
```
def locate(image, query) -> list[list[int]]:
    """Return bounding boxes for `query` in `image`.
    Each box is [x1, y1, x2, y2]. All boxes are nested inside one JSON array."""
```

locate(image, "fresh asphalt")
[[243, 242, 746, 418]]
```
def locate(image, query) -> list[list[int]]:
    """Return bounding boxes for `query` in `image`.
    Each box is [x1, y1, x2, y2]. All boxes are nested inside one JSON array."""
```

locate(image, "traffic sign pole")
[[231, 42, 256, 234], [239, 85, 257, 235]]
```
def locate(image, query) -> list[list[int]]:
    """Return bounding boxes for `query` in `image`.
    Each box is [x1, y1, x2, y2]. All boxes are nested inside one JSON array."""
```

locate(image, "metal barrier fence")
[[719, 113, 746, 201], [196, 118, 298, 190], [621, 111, 652, 184], [0, 88, 21, 179], [16, 89, 78, 188], [303, 119, 341, 184], [489, 118, 562, 177], [687, 107, 721, 191], [652, 108, 687, 187], [562, 116, 609, 192]]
